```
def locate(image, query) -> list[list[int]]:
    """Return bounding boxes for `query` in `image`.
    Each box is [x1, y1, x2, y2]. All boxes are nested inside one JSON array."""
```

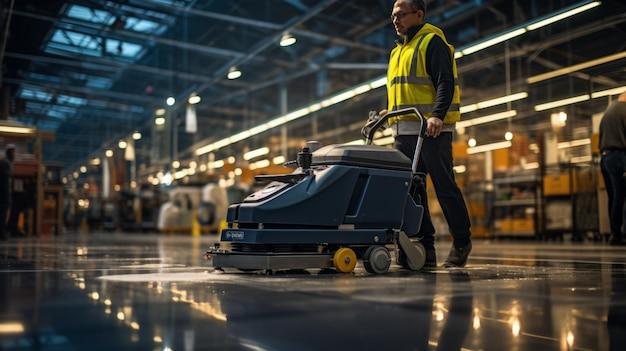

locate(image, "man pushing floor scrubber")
[[384, 0, 472, 268], [205, 0, 472, 274]]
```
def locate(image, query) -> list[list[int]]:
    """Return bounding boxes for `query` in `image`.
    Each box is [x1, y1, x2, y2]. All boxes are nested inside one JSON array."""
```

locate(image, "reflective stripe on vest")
[[387, 23, 461, 125]]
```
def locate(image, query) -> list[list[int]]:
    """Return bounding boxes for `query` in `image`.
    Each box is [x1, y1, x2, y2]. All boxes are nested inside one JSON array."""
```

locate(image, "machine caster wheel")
[[397, 242, 426, 271], [333, 247, 357, 273], [397, 233, 426, 271], [363, 246, 391, 274]]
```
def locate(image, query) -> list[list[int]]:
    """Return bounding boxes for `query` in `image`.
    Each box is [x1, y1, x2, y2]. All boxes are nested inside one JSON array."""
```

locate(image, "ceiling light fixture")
[[272, 156, 286, 165], [528, 50, 626, 84], [279, 32, 296, 47], [526, 1, 601, 31], [132, 132, 142, 140], [227, 66, 242, 80], [456, 110, 517, 129], [468, 141, 512, 154], [557, 138, 591, 149], [243, 147, 270, 161], [188, 94, 201, 104], [166, 97, 176, 106], [0, 126, 34, 134], [460, 93, 528, 114], [534, 94, 590, 111]]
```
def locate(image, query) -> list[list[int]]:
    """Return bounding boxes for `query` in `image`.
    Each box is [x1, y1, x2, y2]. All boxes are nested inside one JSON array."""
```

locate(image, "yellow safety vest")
[[387, 23, 461, 125]]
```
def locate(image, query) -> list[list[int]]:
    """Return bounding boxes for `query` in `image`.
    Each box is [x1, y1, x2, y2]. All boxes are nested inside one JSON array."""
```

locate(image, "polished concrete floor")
[[1, 234, 626, 350]]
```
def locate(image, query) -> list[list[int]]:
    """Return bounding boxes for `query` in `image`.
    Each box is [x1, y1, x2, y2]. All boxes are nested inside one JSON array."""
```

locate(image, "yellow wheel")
[[333, 247, 357, 273]]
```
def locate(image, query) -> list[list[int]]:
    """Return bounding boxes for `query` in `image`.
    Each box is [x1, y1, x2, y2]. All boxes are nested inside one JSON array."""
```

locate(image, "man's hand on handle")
[[426, 117, 443, 138]]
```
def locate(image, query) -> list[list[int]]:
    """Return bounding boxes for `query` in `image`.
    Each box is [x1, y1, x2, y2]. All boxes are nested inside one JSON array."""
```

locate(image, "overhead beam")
[[11, 10, 293, 67], [18, 88, 147, 113], [114, 0, 387, 54], [4, 78, 161, 105], [5, 52, 241, 86], [183, 0, 339, 105]]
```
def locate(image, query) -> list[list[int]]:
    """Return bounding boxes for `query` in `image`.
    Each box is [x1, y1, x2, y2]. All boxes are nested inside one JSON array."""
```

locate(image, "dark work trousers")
[[395, 133, 471, 249], [601, 150, 626, 236], [0, 203, 7, 239]]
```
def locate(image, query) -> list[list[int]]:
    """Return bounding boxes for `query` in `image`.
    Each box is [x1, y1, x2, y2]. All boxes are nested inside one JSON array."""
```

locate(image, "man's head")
[[5, 145, 15, 162], [392, 0, 426, 36]]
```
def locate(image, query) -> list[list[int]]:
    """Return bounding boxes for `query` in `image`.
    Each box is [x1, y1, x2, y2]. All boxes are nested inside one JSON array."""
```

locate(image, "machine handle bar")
[[363, 107, 426, 175]]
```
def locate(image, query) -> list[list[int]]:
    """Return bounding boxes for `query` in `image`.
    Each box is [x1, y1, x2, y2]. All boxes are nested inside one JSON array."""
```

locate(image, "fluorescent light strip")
[[243, 147, 269, 160], [528, 50, 626, 84], [249, 159, 270, 170], [467, 141, 512, 154], [195, 76, 386, 155], [0, 322, 24, 334], [535, 86, 626, 111], [557, 138, 591, 149], [457, 110, 517, 128], [272, 156, 286, 165], [534, 94, 590, 111], [0, 126, 34, 134], [526, 1, 601, 31], [462, 28, 527, 56], [570, 155, 592, 163], [460, 93, 527, 114], [194, 2, 601, 157], [523, 162, 540, 170], [591, 86, 626, 99], [457, 1, 600, 57]]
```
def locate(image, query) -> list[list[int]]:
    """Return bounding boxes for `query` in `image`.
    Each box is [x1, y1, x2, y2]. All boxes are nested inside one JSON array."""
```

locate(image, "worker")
[[0, 145, 15, 241], [599, 91, 626, 246], [381, 0, 472, 267]]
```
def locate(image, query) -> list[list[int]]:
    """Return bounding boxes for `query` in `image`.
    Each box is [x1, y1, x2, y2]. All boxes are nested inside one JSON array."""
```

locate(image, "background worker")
[[0, 145, 15, 241], [381, 0, 472, 267], [599, 91, 626, 246]]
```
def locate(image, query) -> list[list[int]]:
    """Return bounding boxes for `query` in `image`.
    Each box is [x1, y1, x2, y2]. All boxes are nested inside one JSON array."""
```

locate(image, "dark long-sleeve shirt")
[[403, 24, 455, 120], [599, 101, 626, 151]]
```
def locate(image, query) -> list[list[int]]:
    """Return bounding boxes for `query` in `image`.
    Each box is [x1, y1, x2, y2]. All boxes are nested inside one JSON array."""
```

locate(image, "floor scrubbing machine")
[[206, 108, 428, 274]]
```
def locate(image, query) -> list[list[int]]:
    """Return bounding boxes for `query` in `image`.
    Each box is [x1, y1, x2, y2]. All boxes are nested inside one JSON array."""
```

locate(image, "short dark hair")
[[396, 0, 427, 14]]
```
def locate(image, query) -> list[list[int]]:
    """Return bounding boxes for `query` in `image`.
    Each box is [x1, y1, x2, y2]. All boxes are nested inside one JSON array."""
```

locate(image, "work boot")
[[443, 242, 472, 268]]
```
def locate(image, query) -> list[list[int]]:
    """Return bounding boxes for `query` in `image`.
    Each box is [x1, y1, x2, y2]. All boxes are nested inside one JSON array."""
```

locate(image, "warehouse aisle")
[[1, 235, 625, 350]]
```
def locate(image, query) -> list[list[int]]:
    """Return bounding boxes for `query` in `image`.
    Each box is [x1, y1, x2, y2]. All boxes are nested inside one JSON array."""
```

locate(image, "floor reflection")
[[1, 236, 626, 350]]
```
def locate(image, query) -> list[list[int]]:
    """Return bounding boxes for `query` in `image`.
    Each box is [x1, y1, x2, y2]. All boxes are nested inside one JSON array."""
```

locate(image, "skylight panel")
[[67, 5, 115, 25], [46, 29, 102, 57], [125, 17, 166, 34], [27, 72, 63, 84], [56, 95, 87, 106], [19, 87, 52, 102], [85, 77, 113, 89], [105, 39, 144, 59]]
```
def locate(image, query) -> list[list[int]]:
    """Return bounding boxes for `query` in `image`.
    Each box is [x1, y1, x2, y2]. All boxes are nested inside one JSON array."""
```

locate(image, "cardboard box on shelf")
[[495, 219, 514, 233], [543, 174, 571, 195], [512, 218, 534, 233]]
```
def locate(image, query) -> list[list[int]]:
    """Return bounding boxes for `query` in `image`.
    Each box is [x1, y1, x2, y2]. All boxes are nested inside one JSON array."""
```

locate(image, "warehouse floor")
[[1, 234, 625, 351]]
